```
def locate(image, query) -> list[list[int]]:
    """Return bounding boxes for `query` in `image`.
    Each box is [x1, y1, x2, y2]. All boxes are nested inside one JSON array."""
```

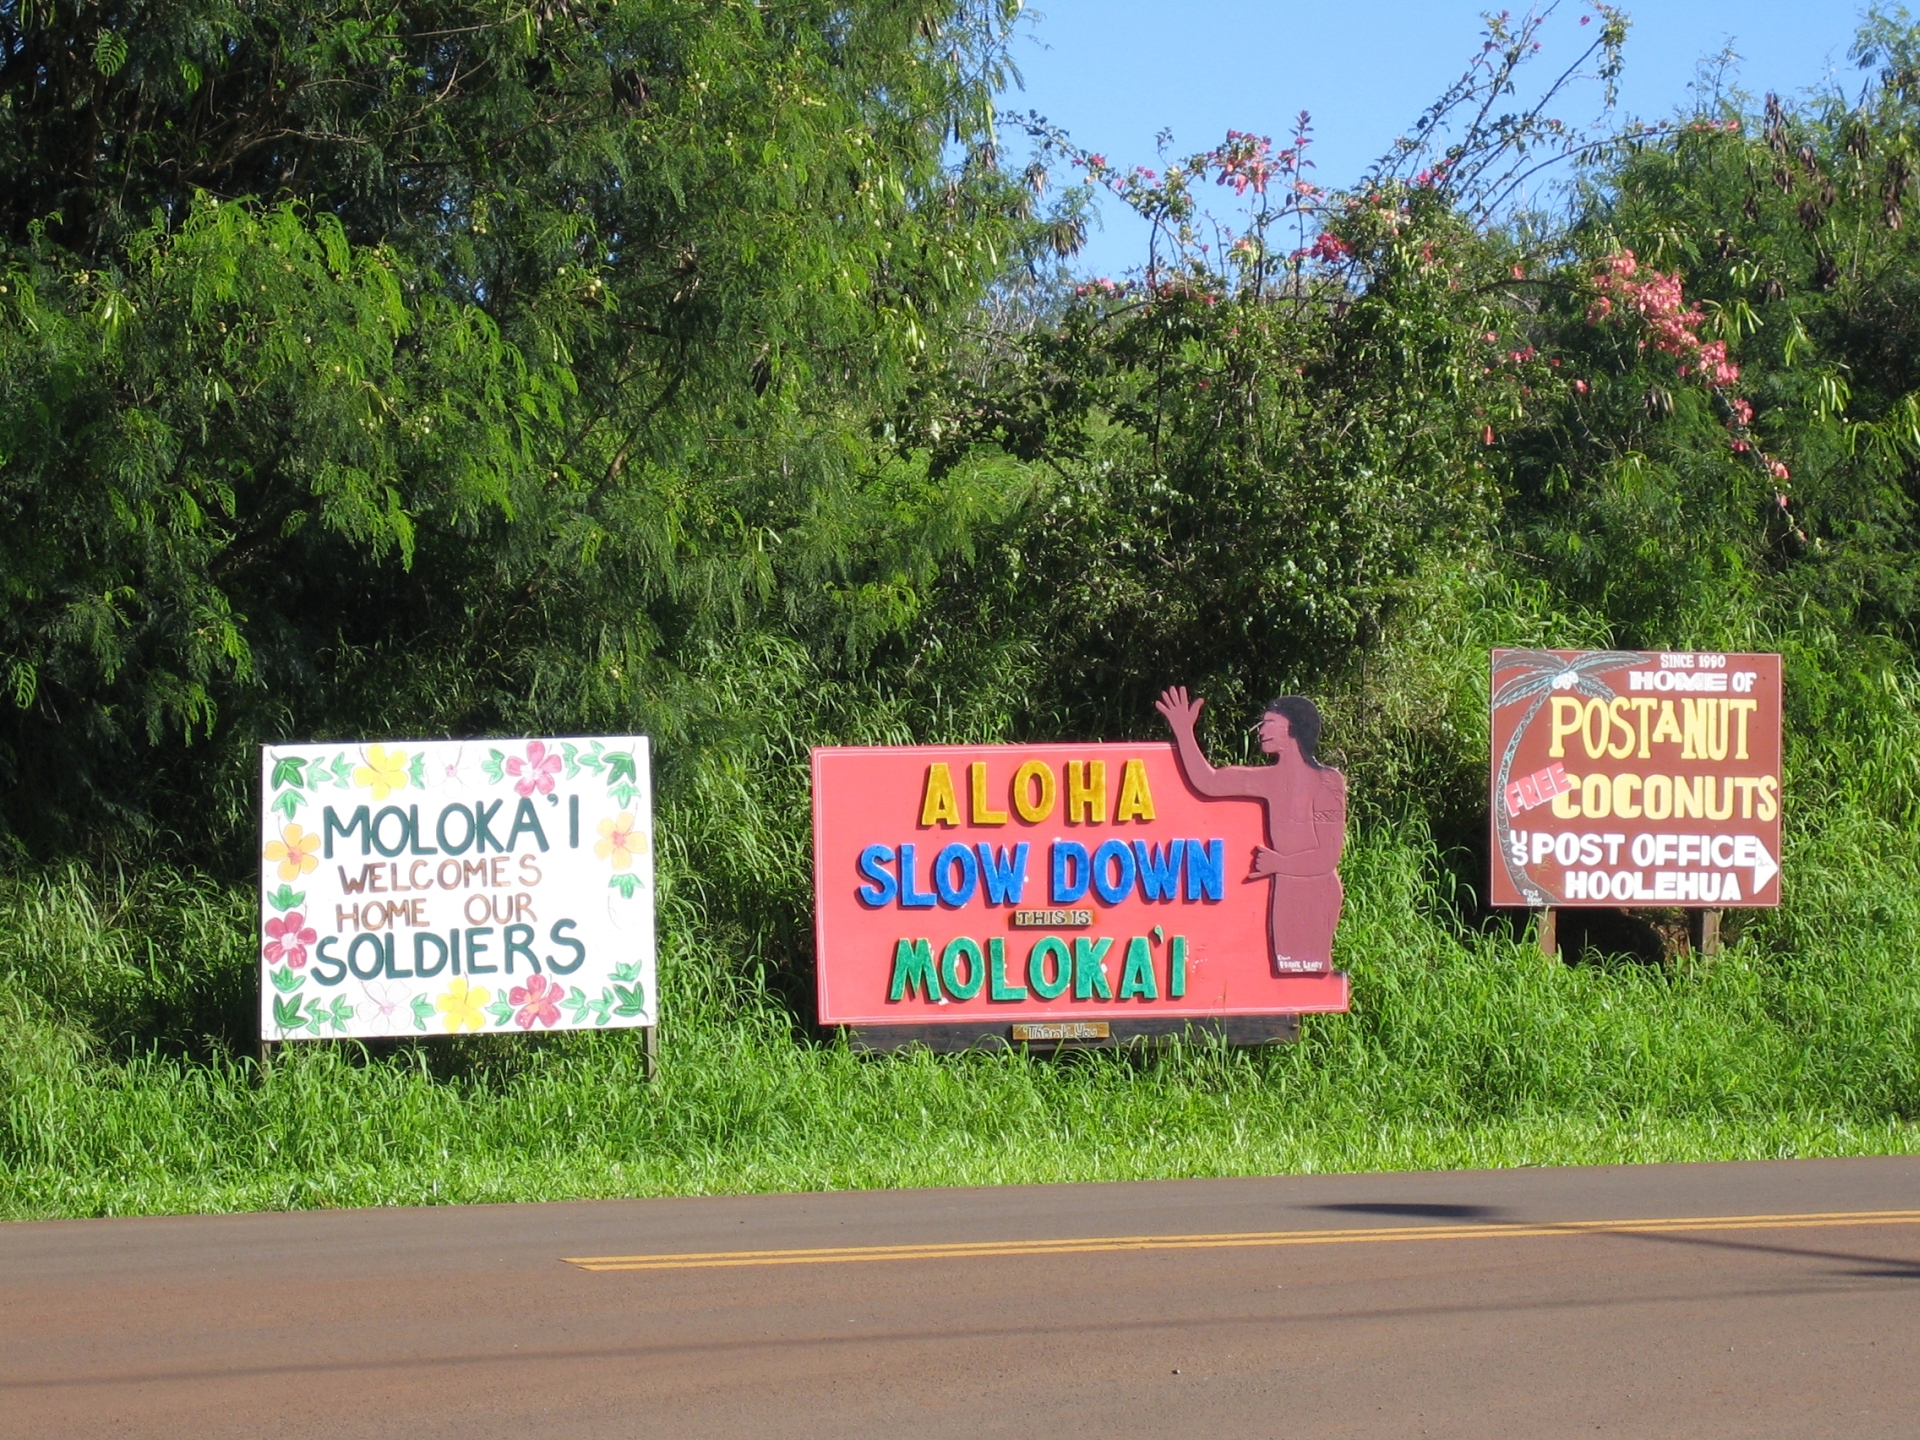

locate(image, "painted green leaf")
[[272, 993, 304, 1030], [560, 742, 580, 778], [270, 756, 307, 790], [327, 996, 355, 1030], [270, 966, 304, 993], [408, 753, 425, 787], [612, 982, 647, 1016], [487, 999, 515, 1026], [330, 754, 354, 785], [608, 783, 639, 809], [410, 994, 435, 1031], [266, 884, 305, 912], [270, 788, 305, 819], [605, 751, 636, 785], [589, 991, 613, 1025], [611, 960, 642, 983], [481, 748, 506, 783], [608, 873, 639, 899]]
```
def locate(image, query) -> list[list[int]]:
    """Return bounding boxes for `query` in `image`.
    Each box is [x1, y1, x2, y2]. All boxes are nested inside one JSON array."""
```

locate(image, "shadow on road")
[[1311, 1203, 1505, 1220]]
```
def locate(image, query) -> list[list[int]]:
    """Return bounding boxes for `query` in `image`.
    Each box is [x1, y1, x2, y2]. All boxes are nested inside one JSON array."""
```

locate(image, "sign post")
[[257, 736, 656, 1053], [1489, 651, 1783, 948], [811, 691, 1350, 1050]]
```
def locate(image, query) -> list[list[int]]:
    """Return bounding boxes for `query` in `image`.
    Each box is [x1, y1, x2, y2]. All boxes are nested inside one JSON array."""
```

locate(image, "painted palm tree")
[[1491, 649, 1644, 905]]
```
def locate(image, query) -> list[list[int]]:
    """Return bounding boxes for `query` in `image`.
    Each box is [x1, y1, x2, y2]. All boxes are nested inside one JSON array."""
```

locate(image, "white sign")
[[258, 736, 654, 1041]]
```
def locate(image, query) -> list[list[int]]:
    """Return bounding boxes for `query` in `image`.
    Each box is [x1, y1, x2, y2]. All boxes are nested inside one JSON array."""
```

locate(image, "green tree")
[[0, 0, 1034, 852]]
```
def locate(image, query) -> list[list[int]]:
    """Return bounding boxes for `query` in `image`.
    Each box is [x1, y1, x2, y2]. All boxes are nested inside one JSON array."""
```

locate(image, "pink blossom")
[[1305, 232, 1351, 264], [509, 974, 562, 1029], [1213, 131, 1277, 195], [1590, 250, 1750, 407], [264, 911, 317, 969], [505, 740, 563, 797], [1573, 379, 1589, 394], [1769, 461, 1791, 481]]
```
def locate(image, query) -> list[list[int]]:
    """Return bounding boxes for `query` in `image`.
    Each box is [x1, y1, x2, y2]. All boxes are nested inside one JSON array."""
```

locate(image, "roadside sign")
[[258, 737, 654, 1040], [1489, 651, 1782, 908], [811, 738, 1350, 1029]]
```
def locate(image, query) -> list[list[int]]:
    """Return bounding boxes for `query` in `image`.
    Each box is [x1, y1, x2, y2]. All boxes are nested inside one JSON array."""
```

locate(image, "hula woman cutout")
[[1157, 686, 1347, 976]]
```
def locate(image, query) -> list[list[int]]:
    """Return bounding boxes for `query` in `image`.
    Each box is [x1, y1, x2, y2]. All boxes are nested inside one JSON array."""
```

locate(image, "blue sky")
[[1005, 2, 1879, 277]]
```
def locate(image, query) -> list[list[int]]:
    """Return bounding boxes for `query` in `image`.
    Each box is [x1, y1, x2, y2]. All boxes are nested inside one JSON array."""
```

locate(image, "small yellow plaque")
[[1011, 1021, 1110, 1042], [1008, 907, 1095, 928]]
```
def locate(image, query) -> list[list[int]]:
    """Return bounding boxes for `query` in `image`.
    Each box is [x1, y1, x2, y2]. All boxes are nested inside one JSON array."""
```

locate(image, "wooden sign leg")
[[1535, 906, 1558, 958], [1698, 908, 1722, 957], [644, 1024, 659, 1081]]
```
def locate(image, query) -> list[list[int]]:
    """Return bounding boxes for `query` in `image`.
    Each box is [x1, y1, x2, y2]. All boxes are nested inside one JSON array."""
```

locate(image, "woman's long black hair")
[[1264, 696, 1329, 769]]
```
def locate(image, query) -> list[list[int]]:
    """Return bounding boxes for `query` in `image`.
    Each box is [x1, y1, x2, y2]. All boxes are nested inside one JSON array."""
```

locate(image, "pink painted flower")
[[509, 974, 562, 1029], [264, 911, 317, 969], [505, 740, 562, 797]]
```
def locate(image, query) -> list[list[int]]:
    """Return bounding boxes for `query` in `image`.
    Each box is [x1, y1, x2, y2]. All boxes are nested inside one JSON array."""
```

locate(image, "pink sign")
[[811, 732, 1350, 1027]]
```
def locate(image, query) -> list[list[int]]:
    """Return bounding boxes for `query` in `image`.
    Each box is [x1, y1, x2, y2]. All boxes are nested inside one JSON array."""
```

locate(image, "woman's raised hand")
[[1155, 685, 1203, 732]]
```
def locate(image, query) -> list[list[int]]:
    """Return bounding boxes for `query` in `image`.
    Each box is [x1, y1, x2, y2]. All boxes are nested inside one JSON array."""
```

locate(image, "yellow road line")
[[563, 1208, 1920, 1272]]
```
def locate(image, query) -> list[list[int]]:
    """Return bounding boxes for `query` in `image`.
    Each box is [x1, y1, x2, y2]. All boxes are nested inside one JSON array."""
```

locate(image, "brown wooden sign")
[[1489, 650, 1782, 908]]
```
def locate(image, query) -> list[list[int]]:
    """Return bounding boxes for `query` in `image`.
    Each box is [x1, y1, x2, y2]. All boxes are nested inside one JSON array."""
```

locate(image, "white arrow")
[[1733, 835, 1779, 894]]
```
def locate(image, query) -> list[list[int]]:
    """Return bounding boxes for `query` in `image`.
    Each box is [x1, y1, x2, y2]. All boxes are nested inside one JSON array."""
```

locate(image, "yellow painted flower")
[[435, 978, 489, 1034], [353, 744, 412, 800], [595, 812, 646, 871], [262, 822, 320, 880]]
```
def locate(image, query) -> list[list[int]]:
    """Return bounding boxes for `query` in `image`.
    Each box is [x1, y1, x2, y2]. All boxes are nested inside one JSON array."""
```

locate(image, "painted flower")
[[595, 812, 644, 871], [353, 744, 412, 800], [435, 978, 489, 1034], [509, 974, 562, 1030], [263, 911, 317, 968], [506, 740, 562, 797], [263, 822, 320, 880]]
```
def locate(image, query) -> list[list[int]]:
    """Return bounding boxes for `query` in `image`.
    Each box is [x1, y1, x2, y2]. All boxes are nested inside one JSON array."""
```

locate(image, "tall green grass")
[[5, 595, 1917, 1219], [4, 802, 1917, 1220]]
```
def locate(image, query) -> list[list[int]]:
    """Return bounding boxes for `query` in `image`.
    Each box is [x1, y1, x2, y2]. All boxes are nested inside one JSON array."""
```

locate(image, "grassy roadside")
[[5, 814, 1917, 1220]]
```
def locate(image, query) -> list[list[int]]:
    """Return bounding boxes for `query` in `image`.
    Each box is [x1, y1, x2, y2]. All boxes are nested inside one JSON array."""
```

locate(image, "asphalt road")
[[4, 1156, 1918, 1438]]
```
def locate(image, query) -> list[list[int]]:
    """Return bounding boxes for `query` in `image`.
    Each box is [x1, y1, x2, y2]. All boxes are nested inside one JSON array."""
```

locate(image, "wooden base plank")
[[842, 1013, 1303, 1054]]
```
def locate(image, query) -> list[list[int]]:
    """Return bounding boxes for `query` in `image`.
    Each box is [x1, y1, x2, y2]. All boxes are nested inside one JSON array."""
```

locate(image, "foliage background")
[[2, 1, 1918, 1215]]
